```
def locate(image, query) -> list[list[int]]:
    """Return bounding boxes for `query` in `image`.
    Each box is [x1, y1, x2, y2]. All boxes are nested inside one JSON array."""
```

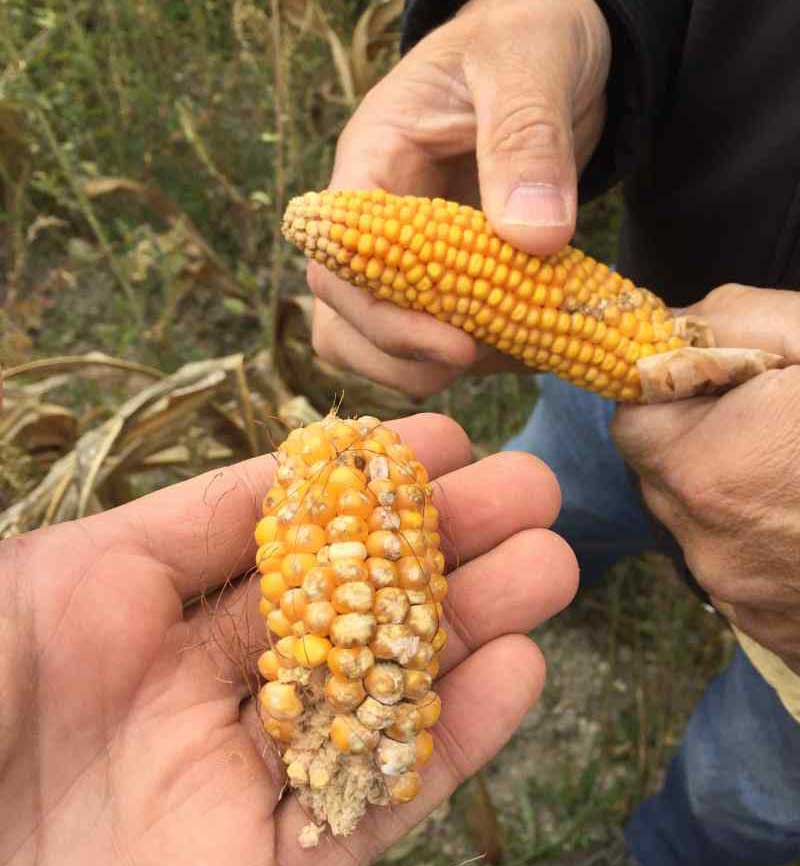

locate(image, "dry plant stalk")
[[254, 413, 445, 845]]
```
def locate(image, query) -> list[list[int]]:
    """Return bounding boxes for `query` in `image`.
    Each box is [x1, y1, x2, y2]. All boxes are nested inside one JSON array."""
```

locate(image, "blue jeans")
[[505, 375, 800, 866]]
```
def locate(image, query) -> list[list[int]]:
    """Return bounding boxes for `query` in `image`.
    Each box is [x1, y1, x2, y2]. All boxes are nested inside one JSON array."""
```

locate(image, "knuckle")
[[488, 97, 566, 159], [310, 312, 337, 363], [701, 282, 752, 313]]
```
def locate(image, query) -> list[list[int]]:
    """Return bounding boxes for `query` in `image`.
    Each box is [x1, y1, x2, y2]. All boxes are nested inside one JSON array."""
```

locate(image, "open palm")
[[0, 414, 577, 866]]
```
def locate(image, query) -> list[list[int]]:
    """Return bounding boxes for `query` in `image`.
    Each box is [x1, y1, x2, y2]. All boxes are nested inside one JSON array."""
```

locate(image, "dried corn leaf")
[[0, 399, 77, 452], [0, 355, 254, 537], [84, 177, 248, 300], [350, 0, 403, 96]]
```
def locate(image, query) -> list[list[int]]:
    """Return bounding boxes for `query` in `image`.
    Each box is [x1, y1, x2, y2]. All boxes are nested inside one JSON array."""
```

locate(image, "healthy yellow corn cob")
[[255, 413, 445, 846], [282, 189, 690, 402]]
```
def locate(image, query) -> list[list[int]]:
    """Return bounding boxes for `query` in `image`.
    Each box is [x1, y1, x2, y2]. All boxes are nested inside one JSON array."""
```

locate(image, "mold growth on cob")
[[282, 189, 783, 402], [255, 414, 445, 846]]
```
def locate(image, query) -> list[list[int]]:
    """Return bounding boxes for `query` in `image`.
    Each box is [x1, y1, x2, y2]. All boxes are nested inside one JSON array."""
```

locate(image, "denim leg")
[[505, 374, 800, 865], [503, 374, 656, 584], [626, 647, 800, 865]]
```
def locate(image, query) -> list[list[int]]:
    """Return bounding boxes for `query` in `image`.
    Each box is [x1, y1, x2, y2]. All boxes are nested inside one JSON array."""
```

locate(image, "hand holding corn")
[[309, 0, 612, 397], [0, 413, 577, 859]]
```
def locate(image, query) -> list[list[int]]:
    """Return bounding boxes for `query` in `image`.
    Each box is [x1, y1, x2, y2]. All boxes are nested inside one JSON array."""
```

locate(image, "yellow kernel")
[[417, 691, 442, 728], [293, 634, 332, 667], [260, 681, 303, 720], [284, 523, 326, 553], [258, 649, 280, 681], [261, 571, 289, 604], [266, 609, 293, 638], [324, 675, 366, 712], [386, 771, 421, 804], [303, 600, 336, 635], [330, 715, 379, 754], [280, 588, 308, 621], [327, 646, 374, 679], [415, 730, 434, 766], [254, 515, 280, 546]]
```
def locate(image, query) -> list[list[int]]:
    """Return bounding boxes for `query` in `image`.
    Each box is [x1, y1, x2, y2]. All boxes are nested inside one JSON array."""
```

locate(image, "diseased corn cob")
[[282, 190, 784, 403], [282, 189, 690, 402], [255, 413, 445, 846]]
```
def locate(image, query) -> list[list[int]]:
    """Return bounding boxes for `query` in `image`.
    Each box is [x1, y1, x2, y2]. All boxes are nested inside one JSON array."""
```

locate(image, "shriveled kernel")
[[356, 696, 397, 730], [415, 730, 434, 766], [302, 566, 336, 600], [366, 557, 398, 588], [407, 604, 439, 641], [366, 530, 404, 560], [260, 682, 303, 721], [264, 716, 295, 743], [418, 691, 442, 728], [373, 587, 410, 624], [377, 736, 417, 775], [327, 515, 369, 543], [327, 646, 374, 679], [330, 715, 380, 754], [397, 557, 429, 590], [386, 702, 423, 742], [386, 771, 421, 804], [258, 649, 280, 681], [330, 612, 377, 647], [303, 600, 336, 635], [331, 557, 369, 584], [324, 675, 366, 713], [372, 624, 420, 664], [364, 662, 405, 705]]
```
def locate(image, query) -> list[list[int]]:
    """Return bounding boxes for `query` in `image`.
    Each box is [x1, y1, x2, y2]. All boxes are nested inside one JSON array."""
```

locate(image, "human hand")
[[310, 0, 611, 397], [0, 413, 577, 864], [612, 285, 800, 673]]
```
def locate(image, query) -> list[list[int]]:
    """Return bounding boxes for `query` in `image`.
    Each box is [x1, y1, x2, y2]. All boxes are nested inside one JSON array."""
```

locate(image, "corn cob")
[[256, 413, 445, 845], [282, 189, 699, 402]]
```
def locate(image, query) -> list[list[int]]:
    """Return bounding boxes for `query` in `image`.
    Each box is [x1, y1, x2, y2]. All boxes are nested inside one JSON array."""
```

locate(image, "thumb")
[[466, 38, 579, 255], [688, 283, 800, 362]]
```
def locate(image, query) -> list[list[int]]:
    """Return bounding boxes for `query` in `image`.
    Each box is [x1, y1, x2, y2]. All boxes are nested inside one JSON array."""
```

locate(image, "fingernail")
[[503, 183, 569, 227]]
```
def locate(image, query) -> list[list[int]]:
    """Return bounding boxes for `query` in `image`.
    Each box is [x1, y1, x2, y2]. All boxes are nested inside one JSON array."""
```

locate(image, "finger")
[[437, 527, 578, 675], [309, 266, 478, 369], [689, 284, 800, 361], [433, 450, 562, 567], [610, 399, 715, 475], [466, 10, 580, 254], [273, 633, 545, 865], [311, 297, 473, 397], [108, 414, 472, 601], [724, 603, 800, 672]]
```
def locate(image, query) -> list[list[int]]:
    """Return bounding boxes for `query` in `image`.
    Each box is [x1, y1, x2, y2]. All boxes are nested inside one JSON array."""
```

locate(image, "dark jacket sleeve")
[[400, 0, 691, 201]]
